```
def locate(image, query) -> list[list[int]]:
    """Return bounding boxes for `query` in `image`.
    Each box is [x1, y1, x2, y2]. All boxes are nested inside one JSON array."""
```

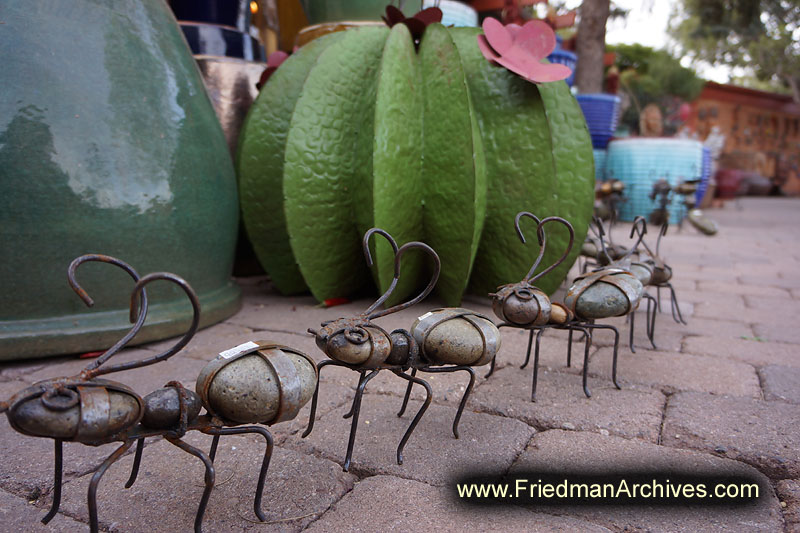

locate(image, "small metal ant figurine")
[[649, 178, 673, 227], [1, 254, 317, 533], [0, 254, 202, 532], [304, 229, 500, 472], [593, 179, 626, 223], [636, 218, 688, 326], [489, 214, 644, 400], [579, 216, 659, 352]]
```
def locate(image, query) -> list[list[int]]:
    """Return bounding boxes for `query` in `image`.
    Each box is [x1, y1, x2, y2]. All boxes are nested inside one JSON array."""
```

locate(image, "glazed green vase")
[[0, 0, 241, 360]]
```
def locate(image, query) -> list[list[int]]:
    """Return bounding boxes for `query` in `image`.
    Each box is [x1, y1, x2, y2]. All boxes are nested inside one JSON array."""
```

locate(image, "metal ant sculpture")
[[303, 228, 499, 472], [0, 254, 201, 532], [593, 179, 626, 224], [635, 218, 688, 326], [489, 213, 645, 400], [579, 216, 659, 352], [0, 254, 317, 533]]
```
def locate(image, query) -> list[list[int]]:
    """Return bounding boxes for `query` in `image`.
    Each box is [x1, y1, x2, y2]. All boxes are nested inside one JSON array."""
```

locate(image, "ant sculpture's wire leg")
[[643, 293, 658, 349], [203, 426, 273, 522], [390, 369, 432, 466], [164, 436, 215, 533], [87, 440, 134, 533], [343, 370, 367, 420], [397, 368, 416, 418], [520, 329, 536, 370], [571, 325, 594, 398], [567, 327, 574, 367], [583, 322, 621, 392], [485, 356, 497, 379], [485, 323, 511, 378], [41, 439, 64, 525], [629, 309, 637, 354], [342, 369, 380, 472], [418, 365, 476, 439], [657, 285, 663, 313], [302, 359, 340, 438], [124, 438, 146, 489], [665, 282, 687, 325], [529, 327, 547, 402]]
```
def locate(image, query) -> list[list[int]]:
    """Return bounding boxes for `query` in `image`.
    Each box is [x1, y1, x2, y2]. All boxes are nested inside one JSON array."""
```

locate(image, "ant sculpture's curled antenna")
[[305, 228, 500, 471]]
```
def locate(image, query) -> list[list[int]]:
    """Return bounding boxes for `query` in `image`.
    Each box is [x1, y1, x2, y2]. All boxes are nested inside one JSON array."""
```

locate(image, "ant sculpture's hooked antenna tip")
[[307, 328, 319, 336], [75, 288, 95, 308]]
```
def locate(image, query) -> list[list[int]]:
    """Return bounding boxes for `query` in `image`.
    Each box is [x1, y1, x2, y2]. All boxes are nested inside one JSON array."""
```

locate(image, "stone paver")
[[0, 486, 88, 532], [678, 316, 755, 339], [682, 336, 800, 367], [508, 430, 782, 532], [591, 347, 761, 397], [697, 280, 792, 299], [470, 366, 665, 442], [662, 392, 800, 479], [743, 295, 800, 314], [57, 434, 355, 532], [286, 394, 534, 486], [739, 274, 800, 291], [759, 366, 800, 404], [752, 321, 800, 345], [776, 479, 800, 532], [691, 302, 771, 325], [304, 475, 612, 533]]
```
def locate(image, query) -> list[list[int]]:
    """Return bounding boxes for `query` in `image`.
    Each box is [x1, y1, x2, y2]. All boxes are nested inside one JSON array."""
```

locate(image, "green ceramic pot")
[[299, 0, 389, 24], [0, 0, 241, 360]]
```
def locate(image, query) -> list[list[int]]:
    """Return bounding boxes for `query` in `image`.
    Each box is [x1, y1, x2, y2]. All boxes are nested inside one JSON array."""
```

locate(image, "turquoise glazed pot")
[[0, 0, 241, 360]]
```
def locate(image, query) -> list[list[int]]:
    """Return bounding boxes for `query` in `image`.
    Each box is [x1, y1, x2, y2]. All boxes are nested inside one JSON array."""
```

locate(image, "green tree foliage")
[[609, 44, 705, 135], [669, 0, 800, 101]]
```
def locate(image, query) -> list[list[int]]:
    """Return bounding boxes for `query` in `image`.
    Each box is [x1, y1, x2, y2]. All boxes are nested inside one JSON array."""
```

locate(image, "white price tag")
[[218, 341, 259, 360], [417, 311, 433, 322]]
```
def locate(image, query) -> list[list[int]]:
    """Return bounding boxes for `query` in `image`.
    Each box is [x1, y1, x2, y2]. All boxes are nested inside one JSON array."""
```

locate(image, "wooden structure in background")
[[689, 82, 800, 195]]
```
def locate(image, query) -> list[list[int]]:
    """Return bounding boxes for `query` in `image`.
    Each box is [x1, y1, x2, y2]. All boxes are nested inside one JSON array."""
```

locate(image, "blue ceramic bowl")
[[548, 49, 577, 87]]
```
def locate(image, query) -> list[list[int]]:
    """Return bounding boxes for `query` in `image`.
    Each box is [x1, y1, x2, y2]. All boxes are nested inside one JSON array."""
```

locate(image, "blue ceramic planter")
[[593, 149, 607, 181], [547, 49, 577, 87], [0, 0, 241, 360], [576, 94, 621, 149], [697, 146, 712, 204], [605, 138, 704, 224]]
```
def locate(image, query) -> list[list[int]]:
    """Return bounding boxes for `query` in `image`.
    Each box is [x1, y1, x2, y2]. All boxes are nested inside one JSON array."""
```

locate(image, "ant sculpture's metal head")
[[490, 213, 575, 327]]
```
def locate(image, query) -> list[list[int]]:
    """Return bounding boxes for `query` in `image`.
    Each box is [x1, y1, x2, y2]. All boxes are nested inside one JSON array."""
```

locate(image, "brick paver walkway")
[[1, 197, 798, 531]]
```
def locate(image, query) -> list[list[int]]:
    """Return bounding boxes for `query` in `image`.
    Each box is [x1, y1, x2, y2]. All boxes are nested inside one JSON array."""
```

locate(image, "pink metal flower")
[[477, 18, 572, 84]]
